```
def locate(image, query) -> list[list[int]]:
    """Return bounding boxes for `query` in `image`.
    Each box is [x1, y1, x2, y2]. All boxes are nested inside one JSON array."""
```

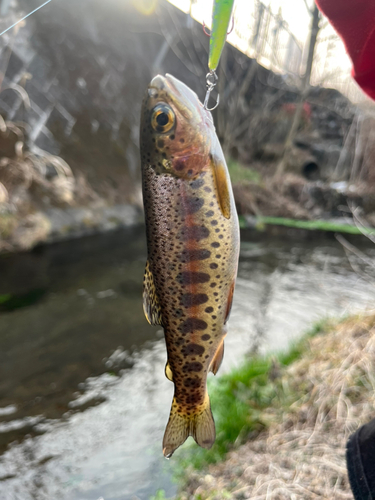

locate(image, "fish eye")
[[151, 104, 175, 133]]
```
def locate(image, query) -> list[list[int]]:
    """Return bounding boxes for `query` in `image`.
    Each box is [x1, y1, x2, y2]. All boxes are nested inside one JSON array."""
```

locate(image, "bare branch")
[[302, 0, 313, 15], [275, 4, 321, 178]]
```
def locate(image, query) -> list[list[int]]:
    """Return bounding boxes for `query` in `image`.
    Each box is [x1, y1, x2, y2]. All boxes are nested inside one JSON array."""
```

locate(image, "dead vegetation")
[[232, 169, 375, 223], [183, 314, 375, 499], [0, 116, 75, 209], [0, 110, 76, 251], [233, 174, 312, 220]]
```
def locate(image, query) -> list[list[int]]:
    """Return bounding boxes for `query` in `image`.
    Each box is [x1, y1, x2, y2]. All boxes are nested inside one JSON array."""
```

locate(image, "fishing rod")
[[0, 0, 52, 37], [203, 0, 235, 111]]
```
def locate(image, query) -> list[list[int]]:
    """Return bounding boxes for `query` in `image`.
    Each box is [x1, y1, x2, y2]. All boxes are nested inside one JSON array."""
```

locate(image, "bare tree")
[[275, 3, 321, 178]]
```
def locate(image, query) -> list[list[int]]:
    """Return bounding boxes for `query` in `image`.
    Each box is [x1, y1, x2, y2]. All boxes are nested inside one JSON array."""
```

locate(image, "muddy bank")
[[233, 173, 375, 224], [0, 203, 140, 253]]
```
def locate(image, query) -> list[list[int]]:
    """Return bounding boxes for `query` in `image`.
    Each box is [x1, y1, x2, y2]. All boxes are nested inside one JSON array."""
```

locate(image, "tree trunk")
[[274, 4, 320, 179]]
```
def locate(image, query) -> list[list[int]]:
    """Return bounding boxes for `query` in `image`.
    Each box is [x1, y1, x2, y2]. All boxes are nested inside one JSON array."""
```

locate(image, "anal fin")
[[209, 339, 224, 375], [224, 280, 236, 325], [143, 260, 163, 326], [165, 361, 173, 381]]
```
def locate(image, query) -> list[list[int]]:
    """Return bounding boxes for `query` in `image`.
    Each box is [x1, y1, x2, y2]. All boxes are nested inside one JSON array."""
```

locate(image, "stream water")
[[0, 226, 375, 500]]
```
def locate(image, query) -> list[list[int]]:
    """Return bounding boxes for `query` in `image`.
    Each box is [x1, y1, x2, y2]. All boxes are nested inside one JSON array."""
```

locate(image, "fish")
[[140, 74, 240, 458]]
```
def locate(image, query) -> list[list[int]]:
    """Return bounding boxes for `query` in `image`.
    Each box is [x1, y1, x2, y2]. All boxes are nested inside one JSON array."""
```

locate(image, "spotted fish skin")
[[140, 74, 240, 458]]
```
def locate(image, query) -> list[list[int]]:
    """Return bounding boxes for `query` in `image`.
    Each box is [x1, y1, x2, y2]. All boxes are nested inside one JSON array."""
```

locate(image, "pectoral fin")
[[143, 260, 163, 326], [211, 154, 231, 219], [209, 339, 225, 375]]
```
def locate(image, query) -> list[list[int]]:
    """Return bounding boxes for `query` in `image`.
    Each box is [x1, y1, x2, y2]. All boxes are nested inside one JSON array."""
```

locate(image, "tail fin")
[[162, 395, 216, 458]]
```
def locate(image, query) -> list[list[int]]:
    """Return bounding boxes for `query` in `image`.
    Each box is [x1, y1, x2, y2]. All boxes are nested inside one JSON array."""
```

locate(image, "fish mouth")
[[149, 74, 207, 120]]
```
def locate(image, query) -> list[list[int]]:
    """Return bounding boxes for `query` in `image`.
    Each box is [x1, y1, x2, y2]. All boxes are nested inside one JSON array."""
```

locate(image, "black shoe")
[[347, 418, 375, 500]]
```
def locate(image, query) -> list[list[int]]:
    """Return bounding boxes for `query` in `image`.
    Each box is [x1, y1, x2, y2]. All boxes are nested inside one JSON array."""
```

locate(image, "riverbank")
[[2, 205, 374, 255], [1, 136, 374, 253], [232, 170, 375, 227], [1, 227, 375, 499], [0, 204, 141, 253], [240, 214, 375, 235], [175, 314, 375, 499]]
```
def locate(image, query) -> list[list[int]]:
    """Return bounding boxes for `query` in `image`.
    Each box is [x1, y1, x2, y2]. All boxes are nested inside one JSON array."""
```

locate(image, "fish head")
[[140, 74, 213, 179]]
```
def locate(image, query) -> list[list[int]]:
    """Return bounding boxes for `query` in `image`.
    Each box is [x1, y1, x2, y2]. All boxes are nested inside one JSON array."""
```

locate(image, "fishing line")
[[0, 0, 52, 37], [203, 0, 235, 111]]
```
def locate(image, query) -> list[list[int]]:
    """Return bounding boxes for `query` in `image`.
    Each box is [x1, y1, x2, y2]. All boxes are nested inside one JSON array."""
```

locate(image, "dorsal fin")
[[143, 260, 163, 326], [211, 154, 231, 219]]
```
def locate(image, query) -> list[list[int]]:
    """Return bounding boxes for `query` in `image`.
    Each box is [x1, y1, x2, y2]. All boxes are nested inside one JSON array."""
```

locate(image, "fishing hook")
[[204, 70, 219, 111], [203, 21, 211, 37], [202, 17, 234, 37]]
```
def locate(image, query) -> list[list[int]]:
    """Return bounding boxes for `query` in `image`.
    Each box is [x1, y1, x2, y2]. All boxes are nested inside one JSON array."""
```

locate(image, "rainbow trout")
[[140, 74, 240, 457]]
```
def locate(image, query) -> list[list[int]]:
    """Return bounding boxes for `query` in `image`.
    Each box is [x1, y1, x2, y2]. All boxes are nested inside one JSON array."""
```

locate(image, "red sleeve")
[[316, 0, 375, 100]]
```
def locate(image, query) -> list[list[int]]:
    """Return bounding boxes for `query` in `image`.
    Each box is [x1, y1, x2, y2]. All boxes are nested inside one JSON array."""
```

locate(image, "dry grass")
[[0, 115, 76, 250], [0, 117, 75, 209], [233, 174, 312, 220], [183, 314, 375, 500]]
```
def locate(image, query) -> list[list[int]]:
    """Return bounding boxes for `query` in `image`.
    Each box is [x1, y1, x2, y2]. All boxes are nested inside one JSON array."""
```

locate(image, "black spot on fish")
[[211, 220, 218, 226], [182, 343, 205, 356], [177, 272, 210, 285], [181, 318, 208, 333], [180, 249, 211, 262], [205, 307, 214, 313], [175, 161, 184, 171], [183, 362, 203, 372], [182, 226, 209, 241], [205, 210, 214, 217], [186, 393, 202, 404], [183, 197, 204, 214], [190, 178, 205, 189], [181, 293, 209, 307], [201, 334, 211, 341], [211, 242, 220, 248], [210, 263, 218, 269], [184, 377, 201, 388], [174, 337, 185, 346]]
